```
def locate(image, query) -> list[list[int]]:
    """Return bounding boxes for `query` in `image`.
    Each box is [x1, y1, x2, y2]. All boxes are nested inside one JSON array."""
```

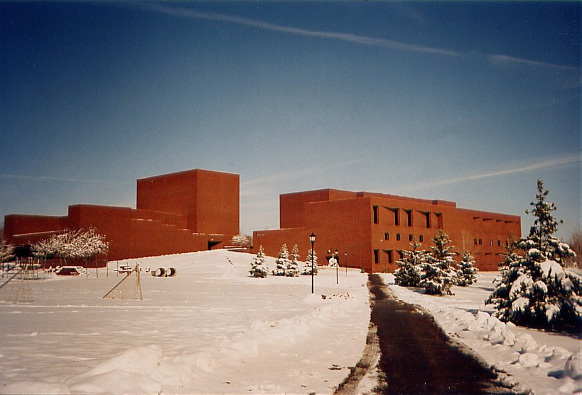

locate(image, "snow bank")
[[0, 250, 370, 394], [382, 272, 581, 395]]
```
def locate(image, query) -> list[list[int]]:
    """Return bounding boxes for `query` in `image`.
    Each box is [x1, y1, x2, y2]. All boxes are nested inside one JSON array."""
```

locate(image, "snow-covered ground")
[[1, 250, 579, 394], [382, 272, 581, 395], [0, 250, 370, 394]]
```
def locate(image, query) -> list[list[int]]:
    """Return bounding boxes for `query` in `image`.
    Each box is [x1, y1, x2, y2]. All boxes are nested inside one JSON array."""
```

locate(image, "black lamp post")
[[335, 249, 339, 284], [309, 233, 316, 294], [345, 252, 348, 275]]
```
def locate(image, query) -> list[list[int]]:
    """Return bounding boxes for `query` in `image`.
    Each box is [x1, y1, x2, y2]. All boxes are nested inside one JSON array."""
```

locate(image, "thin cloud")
[[487, 54, 579, 72], [415, 154, 581, 190], [141, 3, 462, 57], [140, 3, 578, 71], [0, 174, 132, 185]]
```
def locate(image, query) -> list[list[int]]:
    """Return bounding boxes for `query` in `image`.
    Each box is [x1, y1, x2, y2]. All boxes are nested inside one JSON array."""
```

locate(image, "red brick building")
[[4, 169, 239, 263], [253, 189, 521, 272]]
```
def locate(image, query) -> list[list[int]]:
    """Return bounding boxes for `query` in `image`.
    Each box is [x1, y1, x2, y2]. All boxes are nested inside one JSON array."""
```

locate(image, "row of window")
[[474, 238, 506, 247], [384, 233, 424, 242], [373, 248, 505, 264], [373, 206, 440, 228]]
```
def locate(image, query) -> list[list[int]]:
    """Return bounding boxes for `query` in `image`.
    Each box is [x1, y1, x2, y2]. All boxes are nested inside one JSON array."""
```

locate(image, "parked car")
[[55, 266, 83, 276]]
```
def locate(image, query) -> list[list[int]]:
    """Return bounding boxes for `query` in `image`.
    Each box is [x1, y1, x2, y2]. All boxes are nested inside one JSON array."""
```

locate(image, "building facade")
[[4, 169, 239, 263], [253, 189, 521, 272]]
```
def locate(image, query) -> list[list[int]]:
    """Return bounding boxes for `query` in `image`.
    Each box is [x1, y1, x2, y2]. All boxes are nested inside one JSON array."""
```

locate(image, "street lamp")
[[310, 233, 316, 294], [345, 252, 348, 275], [335, 249, 339, 284]]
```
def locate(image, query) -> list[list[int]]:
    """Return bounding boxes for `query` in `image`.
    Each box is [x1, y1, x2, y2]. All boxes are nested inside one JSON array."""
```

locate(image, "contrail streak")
[[141, 3, 462, 57], [140, 3, 578, 71], [419, 154, 581, 189]]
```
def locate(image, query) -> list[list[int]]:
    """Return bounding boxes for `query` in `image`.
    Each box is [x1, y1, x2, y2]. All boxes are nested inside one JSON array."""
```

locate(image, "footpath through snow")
[[0, 250, 370, 394], [382, 272, 581, 395]]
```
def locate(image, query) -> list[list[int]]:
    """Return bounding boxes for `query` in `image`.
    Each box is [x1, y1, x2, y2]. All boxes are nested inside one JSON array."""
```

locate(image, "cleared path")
[[338, 274, 513, 394]]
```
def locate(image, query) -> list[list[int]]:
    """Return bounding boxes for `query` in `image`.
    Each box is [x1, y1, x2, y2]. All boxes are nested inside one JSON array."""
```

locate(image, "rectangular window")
[[423, 212, 430, 228], [474, 238, 478, 245], [419, 235, 424, 242], [394, 208, 399, 226], [386, 250, 393, 264], [397, 250, 404, 260], [373, 206, 379, 224], [374, 249, 379, 264], [409, 234, 413, 242], [490, 239, 494, 246], [405, 209, 412, 226], [396, 233, 401, 241], [384, 233, 389, 240], [479, 239, 482, 245], [497, 240, 501, 246], [436, 213, 443, 229]]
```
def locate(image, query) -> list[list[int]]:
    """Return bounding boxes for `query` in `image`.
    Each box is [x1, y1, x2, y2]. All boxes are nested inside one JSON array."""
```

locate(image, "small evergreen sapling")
[[286, 244, 300, 277], [273, 244, 289, 276], [249, 245, 269, 278], [303, 248, 318, 275], [456, 253, 478, 286], [394, 239, 426, 287], [419, 230, 457, 295]]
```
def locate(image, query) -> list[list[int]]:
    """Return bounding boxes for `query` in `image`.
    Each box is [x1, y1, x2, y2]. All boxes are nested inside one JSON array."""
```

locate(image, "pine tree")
[[456, 252, 478, 286], [273, 244, 289, 276], [249, 245, 269, 278], [394, 239, 426, 287], [486, 179, 580, 331], [285, 244, 300, 277], [499, 235, 521, 269], [302, 248, 318, 275], [420, 230, 457, 295]]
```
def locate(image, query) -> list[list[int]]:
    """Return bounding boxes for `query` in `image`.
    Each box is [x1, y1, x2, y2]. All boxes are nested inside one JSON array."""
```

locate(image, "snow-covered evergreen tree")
[[249, 245, 269, 278], [272, 244, 289, 276], [456, 252, 478, 286], [419, 230, 457, 295], [394, 239, 426, 287], [486, 179, 580, 331], [302, 248, 318, 275], [499, 236, 521, 269], [286, 244, 300, 277]]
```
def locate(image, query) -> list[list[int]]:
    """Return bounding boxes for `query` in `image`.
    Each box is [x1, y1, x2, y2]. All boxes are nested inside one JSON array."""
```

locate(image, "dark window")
[[405, 209, 412, 226], [474, 239, 478, 245], [497, 240, 501, 246], [419, 235, 424, 242], [373, 206, 379, 224], [409, 234, 413, 242], [423, 212, 430, 228], [386, 250, 392, 264], [397, 250, 404, 260], [436, 213, 443, 229], [479, 239, 482, 245], [384, 233, 389, 240], [394, 209, 399, 226], [374, 249, 379, 264], [396, 233, 401, 241]]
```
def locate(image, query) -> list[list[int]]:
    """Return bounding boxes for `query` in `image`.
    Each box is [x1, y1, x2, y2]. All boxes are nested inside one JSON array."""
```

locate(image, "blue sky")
[[1, 1, 580, 240]]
